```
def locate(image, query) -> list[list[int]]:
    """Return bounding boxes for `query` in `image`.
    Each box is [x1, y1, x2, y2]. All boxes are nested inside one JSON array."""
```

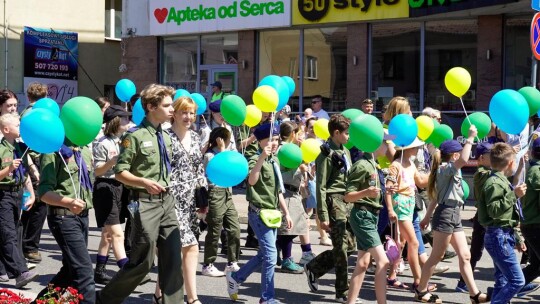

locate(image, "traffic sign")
[[534, 0, 540, 11], [531, 13, 540, 60]]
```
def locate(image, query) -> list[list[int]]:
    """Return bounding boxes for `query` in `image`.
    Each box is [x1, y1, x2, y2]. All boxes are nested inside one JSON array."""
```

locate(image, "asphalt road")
[[2, 194, 540, 303]]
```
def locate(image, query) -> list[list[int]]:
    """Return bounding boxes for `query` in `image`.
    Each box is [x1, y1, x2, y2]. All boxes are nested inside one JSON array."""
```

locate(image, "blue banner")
[[23, 27, 78, 80]]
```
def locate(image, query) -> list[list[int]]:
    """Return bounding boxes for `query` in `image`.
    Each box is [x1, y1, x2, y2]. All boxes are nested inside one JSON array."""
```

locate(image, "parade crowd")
[[0, 81, 539, 304]]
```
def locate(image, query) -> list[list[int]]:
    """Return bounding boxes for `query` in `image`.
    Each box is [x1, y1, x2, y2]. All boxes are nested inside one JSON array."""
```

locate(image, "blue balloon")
[[206, 151, 248, 187], [115, 79, 136, 102], [21, 108, 65, 153], [174, 89, 190, 100], [259, 75, 289, 111], [33, 97, 60, 116], [132, 98, 145, 125], [489, 89, 529, 135], [190, 93, 207, 115], [281, 76, 296, 97], [388, 114, 418, 147]]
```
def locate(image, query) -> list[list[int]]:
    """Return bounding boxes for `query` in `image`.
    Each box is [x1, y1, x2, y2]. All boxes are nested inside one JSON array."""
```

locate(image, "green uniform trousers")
[[306, 194, 356, 298], [98, 193, 183, 304], [204, 187, 241, 264]]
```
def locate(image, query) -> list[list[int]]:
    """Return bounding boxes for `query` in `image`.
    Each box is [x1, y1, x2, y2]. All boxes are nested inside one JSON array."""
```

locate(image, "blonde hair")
[[0, 113, 19, 128], [26, 82, 48, 102], [383, 96, 410, 123], [172, 96, 197, 122], [140, 84, 175, 114]]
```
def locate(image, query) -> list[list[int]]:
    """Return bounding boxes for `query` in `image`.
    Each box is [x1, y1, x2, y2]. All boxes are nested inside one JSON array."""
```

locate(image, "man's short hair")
[[140, 84, 175, 114], [312, 95, 322, 102], [26, 82, 48, 102], [490, 143, 515, 171], [362, 98, 373, 104], [328, 114, 350, 136]]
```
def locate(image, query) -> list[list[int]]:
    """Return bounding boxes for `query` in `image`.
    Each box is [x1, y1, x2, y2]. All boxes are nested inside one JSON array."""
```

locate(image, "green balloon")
[[426, 124, 453, 148], [349, 114, 384, 153], [60, 96, 103, 146], [278, 143, 302, 169], [221, 95, 247, 127], [461, 112, 491, 141], [342, 108, 363, 121], [344, 140, 354, 150], [518, 86, 540, 117], [462, 180, 470, 200]]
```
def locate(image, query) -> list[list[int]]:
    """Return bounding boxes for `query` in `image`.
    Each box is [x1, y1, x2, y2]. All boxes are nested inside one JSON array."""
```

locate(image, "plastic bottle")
[[21, 190, 31, 211]]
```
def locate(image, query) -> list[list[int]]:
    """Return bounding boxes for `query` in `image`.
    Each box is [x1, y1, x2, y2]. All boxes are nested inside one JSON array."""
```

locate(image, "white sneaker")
[[320, 237, 332, 246], [226, 271, 239, 300], [202, 264, 225, 277], [396, 260, 405, 274], [27, 262, 37, 270], [298, 252, 317, 265], [225, 262, 240, 273]]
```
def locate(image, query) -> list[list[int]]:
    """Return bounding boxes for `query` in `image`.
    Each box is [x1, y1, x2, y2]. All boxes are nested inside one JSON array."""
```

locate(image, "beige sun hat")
[[395, 137, 425, 150]]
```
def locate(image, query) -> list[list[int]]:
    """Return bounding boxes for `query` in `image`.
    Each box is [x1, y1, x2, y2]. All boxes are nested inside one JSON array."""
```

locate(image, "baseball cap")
[[476, 142, 493, 156], [209, 100, 222, 113], [210, 81, 222, 89], [254, 123, 279, 141], [440, 140, 463, 154], [103, 105, 131, 123]]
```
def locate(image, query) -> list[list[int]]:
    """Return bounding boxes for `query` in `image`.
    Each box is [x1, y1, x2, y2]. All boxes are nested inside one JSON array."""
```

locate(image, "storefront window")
[[504, 16, 534, 89], [425, 20, 477, 111], [201, 33, 239, 66], [162, 37, 198, 92], [371, 23, 421, 112]]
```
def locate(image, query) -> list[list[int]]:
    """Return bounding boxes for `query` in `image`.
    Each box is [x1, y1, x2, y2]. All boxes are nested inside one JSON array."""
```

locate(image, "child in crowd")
[[0, 113, 38, 288], [202, 127, 241, 277], [226, 123, 292, 304]]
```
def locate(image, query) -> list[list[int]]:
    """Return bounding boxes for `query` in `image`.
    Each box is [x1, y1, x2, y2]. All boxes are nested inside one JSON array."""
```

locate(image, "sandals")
[[387, 277, 409, 289], [415, 288, 442, 303], [411, 282, 437, 293], [188, 300, 201, 304], [470, 292, 489, 304]]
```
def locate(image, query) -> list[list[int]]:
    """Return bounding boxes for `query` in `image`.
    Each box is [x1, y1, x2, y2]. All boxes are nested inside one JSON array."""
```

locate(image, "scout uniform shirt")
[[0, 139, 29, 186], [522, 161, 540, 226], [316, 141, 351, 223], [346, 153, 381, 209], [479, 171, 520, 228], [38, 145, 94, 209], [474, 166, 492, 225], [114, 118, 172, 189], [246, 154, 280, 210]]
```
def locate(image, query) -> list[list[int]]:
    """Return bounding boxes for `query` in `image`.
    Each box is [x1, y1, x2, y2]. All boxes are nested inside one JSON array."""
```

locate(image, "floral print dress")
[[169, 130, 207, 247]]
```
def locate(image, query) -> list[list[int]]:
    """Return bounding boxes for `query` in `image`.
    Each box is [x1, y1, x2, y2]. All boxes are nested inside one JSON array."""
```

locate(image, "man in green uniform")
[[97, 84, 183, 304], [304, 114, 358, 303]]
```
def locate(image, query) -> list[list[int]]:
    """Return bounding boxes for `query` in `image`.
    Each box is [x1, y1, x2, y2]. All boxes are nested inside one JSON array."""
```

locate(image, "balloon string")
[[460, 97, 480, 142], [58, 150, 79, 201], [20, 147, 29, 161]]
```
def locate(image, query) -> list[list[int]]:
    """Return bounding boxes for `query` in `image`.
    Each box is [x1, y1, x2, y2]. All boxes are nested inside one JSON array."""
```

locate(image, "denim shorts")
[[431, 204, 463, 234]]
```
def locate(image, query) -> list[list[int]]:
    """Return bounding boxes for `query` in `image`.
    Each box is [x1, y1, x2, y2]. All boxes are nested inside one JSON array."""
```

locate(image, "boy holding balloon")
[[0, 113, 38, 288]]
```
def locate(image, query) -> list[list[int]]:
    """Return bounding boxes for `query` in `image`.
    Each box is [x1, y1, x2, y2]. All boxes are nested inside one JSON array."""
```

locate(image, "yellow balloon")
[[416, 115, 435, 140], [445, 67, 471, 97], [313, 118, 330, 140], [301, 138, 322, 163], [244, 105, 262, 127], [253, 85, 279, 112]]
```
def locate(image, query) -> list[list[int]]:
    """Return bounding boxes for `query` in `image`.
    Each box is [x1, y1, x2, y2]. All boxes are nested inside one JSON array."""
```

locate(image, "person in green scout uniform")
[[36, 137, 95, 300], [97, 84, 183, 304], [344, 151, 389, 303], [304, 114, 360, 304], [478, 143, 527, 303], [226, 123, 293, 304], [0, 113, 38, 289]]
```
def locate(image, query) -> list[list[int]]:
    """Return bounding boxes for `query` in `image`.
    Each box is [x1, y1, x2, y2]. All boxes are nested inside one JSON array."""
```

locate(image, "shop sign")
[[409, 0, 518, 17], [293, 0, 409, 25], [150, 0, 291, 35]]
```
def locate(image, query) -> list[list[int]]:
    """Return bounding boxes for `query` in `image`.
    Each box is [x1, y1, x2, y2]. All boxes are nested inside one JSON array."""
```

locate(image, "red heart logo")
[[154, 8, 168, 24]]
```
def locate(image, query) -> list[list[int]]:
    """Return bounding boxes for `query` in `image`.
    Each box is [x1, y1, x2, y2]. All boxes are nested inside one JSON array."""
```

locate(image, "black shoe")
[[244, 237, 259, 249], [94, 264, 112, 285]]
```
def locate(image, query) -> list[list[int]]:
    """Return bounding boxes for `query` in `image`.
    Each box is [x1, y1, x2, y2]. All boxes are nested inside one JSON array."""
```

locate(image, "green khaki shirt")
[[522, 162, 540, 225], [0, 139, 29, 185], [316, 140, 351, 222], [38, 145, 93, 209], [114, 119, 172, 189], [479, 171, 520, 228], [346, 153, 381, 209], [246, 154, 280, 210], [473, 166, 491, 210]]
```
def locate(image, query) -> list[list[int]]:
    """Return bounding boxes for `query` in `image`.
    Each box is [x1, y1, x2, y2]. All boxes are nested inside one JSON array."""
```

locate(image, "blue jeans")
[[484, 227, 525, 304], [413, 210, 426, 255], [235, 210, 277, 301]]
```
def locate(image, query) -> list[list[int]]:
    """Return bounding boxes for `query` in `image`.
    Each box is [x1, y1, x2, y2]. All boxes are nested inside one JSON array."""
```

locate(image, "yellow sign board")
[[292, 0, 409, 25]]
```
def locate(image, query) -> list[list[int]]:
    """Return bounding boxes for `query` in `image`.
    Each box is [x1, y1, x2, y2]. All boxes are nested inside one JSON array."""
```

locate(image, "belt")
[[131, 189, 170, 200], [354, 204, 381, 214], [48, 207, 88, 217], [284, 184, 299, 192], [95, 177, 123, 187], [0, 184, 24, 192]]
